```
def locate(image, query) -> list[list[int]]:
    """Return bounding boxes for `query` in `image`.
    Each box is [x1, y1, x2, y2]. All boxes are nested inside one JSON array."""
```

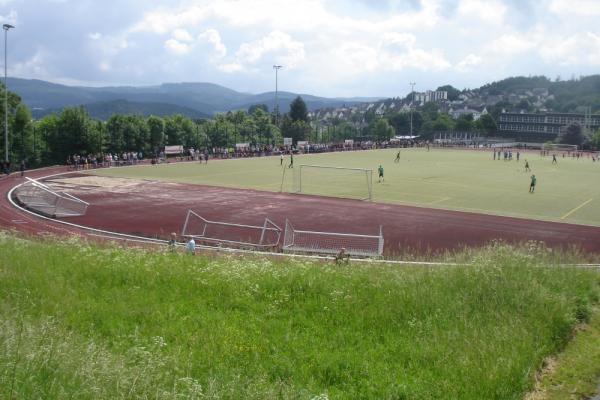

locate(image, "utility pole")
[[3, 23, 14, 163], [409, 82, 416, 137], [273, 65, 282, 126]]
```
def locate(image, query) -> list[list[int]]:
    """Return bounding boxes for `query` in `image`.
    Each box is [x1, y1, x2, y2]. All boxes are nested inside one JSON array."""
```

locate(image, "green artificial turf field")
[[88, 148, 600, 226]]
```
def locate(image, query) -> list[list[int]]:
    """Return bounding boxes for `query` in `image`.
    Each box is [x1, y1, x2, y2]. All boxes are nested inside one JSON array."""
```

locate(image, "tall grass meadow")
[[0, 233, 598, 399]]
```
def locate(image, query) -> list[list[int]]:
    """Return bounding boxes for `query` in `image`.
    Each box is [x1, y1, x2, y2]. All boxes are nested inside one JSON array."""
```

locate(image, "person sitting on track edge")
[[335, 248, 350, 265]]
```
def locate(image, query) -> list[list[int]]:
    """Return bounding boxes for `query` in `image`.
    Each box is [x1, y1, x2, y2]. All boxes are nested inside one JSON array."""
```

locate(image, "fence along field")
[[89, 148, 600, 226]]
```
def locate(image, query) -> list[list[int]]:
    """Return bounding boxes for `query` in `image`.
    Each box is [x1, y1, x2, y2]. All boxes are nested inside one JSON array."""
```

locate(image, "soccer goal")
[[542, 143, 578, 152], [293, 164, 373, 201], [14, 177, 89, 217], [181, 210, 282, 250], [282, 219, 384, 257]]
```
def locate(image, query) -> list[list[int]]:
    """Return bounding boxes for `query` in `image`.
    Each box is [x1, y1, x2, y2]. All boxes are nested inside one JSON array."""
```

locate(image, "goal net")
[[181, 210, 282, 250], [293, 164, 373, 201], [542, 143, 578, 152], [282, 219, 384, 257], [14, 177, 89, 217]]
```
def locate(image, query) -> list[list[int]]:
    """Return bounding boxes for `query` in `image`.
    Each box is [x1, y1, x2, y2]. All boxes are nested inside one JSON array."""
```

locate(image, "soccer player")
[[552, 154, 557, 164], [524, 160, 531, 172], [288, 151, 294, 168], [394, 150, 401, 163], [378, 164, 384, 183], [280, 153, 284, 166], [529, 174, 536, 193]]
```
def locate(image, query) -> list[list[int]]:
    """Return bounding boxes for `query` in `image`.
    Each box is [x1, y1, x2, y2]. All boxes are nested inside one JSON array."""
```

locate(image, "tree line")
[[0, 84, 598, 169]]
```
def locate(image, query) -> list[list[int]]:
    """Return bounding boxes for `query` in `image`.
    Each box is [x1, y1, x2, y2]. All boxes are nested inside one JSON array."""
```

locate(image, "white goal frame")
[[181, 210, 282, 250], [542, 143, 578, 152], [14, 177, 89, 217], [293, 164, 373, 201], [282, 219, 384, 257]]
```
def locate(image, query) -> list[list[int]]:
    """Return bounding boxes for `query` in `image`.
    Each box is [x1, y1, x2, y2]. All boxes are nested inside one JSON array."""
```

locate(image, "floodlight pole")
[[273, 65, 282, 126], [3, 23, 13, 163], [409, 82, 415, 137]]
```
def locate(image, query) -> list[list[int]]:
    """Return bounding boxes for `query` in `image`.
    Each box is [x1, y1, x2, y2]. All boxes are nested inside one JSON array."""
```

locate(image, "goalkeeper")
[[378, 164, 384, 183]]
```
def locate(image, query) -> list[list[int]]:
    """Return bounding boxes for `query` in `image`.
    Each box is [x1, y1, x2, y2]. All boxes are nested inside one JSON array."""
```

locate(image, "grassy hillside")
[[0, 234, 598, 399]]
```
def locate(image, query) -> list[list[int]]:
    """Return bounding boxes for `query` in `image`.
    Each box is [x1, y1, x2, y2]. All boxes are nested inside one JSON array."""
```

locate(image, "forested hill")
[[476, 75, 600, 113], [7, 78, 379, 120]]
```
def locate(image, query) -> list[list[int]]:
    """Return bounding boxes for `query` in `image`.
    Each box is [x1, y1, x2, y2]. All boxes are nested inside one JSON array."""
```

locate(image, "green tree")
[[47, 107, 97, 163], [106, 115, 149, 153], [432, 114, 455, 131], [421, 102, 439, 120], [476, 114, 497, 136], [0, 83, 28, 163], [11, 104, 34, 164], [590, 129, 600, 149], [248, 104, 268, 114], [455, 114, 474, 132], [164, 115, 196, 147], [289, 96, 308, 122], [147, 115, 165, 153], [253, 107, 279, 145], [36, 114, 60, 164], [557, 123, 587, 146], [387, 112, 410, 135], [281, 115, 310, 144], [372, 118, 394, 141]]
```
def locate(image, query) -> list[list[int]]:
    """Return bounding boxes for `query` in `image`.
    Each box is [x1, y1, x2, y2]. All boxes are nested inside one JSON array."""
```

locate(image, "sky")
[[1, 0, 599, 98]]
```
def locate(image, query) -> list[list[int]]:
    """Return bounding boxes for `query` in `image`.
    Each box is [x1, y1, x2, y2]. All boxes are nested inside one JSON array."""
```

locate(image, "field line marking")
[[429, 196, 451, 205], [561, 198, 593, 220]]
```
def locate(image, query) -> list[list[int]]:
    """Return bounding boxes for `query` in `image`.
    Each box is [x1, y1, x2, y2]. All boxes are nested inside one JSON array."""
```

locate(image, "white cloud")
[[199, 29, 226, 59], [99, 61, 110, 71], [379, 32, 451, 72], [456, 54, 482, 72], [488, 34, 536, 56], [457, 0, 507, 24], [0, 9, 17, 25], [164, 38, 190, 55], [172, 28, 193, 43], [7, 0, 600, 97], [549, 0, 600, 16], [539, 32, 600, 65], [218, 62, 243, 73], [232, 30, 305, 69], [131, 6, 208, 34], [12, 51, 48, 78]]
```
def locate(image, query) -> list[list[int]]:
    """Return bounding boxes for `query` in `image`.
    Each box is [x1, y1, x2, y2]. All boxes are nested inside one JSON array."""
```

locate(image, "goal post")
[[282, 219, 384, 257], [293, 164, 373, 201], [181, 210, 282, 250], [542, 143, 578, 152]]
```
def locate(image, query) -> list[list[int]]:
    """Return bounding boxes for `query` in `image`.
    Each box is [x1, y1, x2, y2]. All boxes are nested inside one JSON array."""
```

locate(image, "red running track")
[[2, 168, 600, 255]]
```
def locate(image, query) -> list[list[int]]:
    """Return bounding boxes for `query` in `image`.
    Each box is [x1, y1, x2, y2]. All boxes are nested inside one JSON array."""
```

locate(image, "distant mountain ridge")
[[7, 78, 381, 120]]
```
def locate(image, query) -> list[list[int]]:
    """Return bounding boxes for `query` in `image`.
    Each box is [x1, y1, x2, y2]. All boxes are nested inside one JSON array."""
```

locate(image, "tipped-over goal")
[[181, 210, 282, 250], [283, 219, 384, 257], [14, 177, 89, 217]]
